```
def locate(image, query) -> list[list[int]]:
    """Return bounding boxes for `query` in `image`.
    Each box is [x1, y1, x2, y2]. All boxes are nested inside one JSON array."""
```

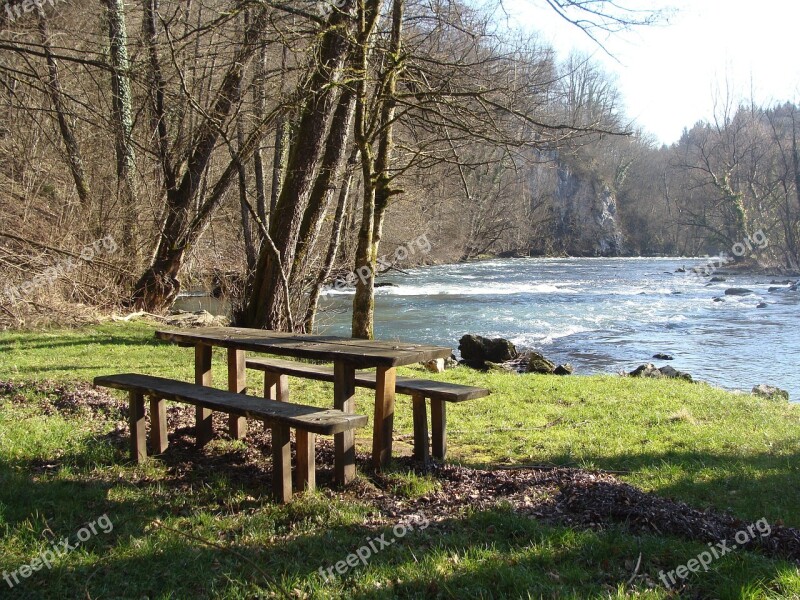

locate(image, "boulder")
[[757, 302, 768, 308], [526, 352, 556, 374], [709, 276, 726, 282], [553, 363, 574, 375], [423, 358, 445, 373], [458, 334, 517, 366], [725, 288, 754, 296], [653, 353, 674, 360], [658, 365, 693, 382], [629, 363, 662, 378], [629, 363, 692, 381], [374, 282, 398, 288], [752, 384, 790, 402]]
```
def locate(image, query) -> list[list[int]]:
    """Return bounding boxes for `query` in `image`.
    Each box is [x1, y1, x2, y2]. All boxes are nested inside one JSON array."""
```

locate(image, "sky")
[[500, 0, 800, 145]]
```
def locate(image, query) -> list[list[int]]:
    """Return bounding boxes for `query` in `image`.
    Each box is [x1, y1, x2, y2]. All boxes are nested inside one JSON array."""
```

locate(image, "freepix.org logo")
[[3, 0, 65, 23]]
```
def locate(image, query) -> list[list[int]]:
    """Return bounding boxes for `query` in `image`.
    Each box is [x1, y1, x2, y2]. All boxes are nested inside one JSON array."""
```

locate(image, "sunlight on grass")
[[1, 322, 799, 597]]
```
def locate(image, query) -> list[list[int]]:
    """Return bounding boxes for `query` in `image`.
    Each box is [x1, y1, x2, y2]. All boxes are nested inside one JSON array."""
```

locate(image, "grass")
[[0, 321, 799, 598]]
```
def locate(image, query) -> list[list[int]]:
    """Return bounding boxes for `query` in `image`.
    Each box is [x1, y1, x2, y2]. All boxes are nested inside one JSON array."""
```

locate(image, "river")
[[316, 257, 799, 400]]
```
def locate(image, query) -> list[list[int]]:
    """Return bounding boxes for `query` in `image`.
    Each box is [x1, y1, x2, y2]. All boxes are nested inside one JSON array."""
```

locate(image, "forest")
[[1, 0, 798, 333]]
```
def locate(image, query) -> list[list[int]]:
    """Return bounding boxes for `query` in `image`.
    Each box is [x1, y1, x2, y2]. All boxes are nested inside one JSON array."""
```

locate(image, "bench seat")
[[245, 357, 490, 462], [94, 373, 367, 503]]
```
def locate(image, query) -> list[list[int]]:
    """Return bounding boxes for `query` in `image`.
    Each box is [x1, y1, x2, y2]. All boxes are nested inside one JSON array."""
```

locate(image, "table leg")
[[411, 393, 429, 464], [149, 397, 169, 455], [263, 372, 290, 402], [271, 424, 292, 503], [129, 391, 146, 463], [194, 343, 213, 447], [431, 399, 447, 459], [372, 366, 396, 470], [333, 361, 356, 486], [227, 348, 247, 440], [295, 430, 315, 492]]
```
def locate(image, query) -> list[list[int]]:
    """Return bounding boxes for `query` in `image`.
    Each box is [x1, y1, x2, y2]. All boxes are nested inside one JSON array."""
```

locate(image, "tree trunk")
[[290, 88, 356, 296], [37, 13, 91, 206], [130, 7, 271, 310], [243, 2, 357, 330], [351, 0, 403, 339], [304, 148, 359, 332], [103, 0, 138, 262], [253, 41, 269, 228]]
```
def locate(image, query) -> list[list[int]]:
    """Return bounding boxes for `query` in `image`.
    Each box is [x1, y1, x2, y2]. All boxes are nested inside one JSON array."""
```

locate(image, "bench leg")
[[195, 344, 214, 447], [333, 361, 356, 486], [372, 366, 396, 470], [129, 391, 147, 463], [263, 372, 290, 402], [295, 430, 315, 492], [271, 424, 292, 503], [431, 398, 447, 460], [411, 393, 429, 464], [149, 397, 169, 455], [227, 348, 248, 440]]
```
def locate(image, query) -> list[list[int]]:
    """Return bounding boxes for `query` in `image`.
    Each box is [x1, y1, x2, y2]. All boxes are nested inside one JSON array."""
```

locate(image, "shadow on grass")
[[0, 428, 797, 599], [488, 448, 800, 528]]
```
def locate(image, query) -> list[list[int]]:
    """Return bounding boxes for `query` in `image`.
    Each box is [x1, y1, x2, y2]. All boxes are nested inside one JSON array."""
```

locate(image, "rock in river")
[[526, 352, 557, 374], [724, 288, 755, 296], [459, 334, 517, 367], [629, 363, 693, 382], [752, 384, 789, 402]]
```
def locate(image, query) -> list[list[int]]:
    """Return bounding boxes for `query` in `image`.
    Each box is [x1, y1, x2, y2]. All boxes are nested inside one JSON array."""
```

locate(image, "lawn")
[[0, 321, 798, 598]]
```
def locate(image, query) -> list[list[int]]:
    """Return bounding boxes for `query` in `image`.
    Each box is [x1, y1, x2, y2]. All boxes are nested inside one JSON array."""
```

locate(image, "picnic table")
[[155, 326, 452, 483]]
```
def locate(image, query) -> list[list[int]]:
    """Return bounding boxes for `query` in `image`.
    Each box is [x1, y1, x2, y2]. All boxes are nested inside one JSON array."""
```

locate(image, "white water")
[[318, 257, 799, 400]]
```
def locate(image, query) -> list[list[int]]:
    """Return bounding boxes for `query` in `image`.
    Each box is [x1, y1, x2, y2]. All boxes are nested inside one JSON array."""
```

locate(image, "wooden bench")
[[245, 357, 489, 463], [93, 373, 368, 503]]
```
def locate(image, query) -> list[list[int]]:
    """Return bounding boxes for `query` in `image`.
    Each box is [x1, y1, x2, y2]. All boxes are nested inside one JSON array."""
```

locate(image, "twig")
[[626, 552, 642, 586]]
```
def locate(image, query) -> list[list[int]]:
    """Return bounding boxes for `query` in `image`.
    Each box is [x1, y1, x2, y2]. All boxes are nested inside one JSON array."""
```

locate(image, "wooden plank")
[[246, 357, 490, 402], [263, 372, 290, 402], [295, 430, 315, 492], [411, 393, 429, 464], [157, 327, 452, 367], [333, 361, 356, 486], [94, 374, 368, 435], [194, 343, 214, 446], [227, 348, 247, 440], [431, 398, 447, 459], [149, 397, 169, 455], [129, 391, 146, 463], [271, 424, 292, 503], [372, 366, 396, 470]]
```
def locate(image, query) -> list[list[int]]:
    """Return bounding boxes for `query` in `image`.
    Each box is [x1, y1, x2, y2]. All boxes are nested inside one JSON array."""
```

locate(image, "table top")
[[155, 327, 452, 368]]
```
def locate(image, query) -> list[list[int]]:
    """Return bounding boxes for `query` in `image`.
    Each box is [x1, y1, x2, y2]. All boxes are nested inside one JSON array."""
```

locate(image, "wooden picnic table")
[[155, 326, 452, 483]]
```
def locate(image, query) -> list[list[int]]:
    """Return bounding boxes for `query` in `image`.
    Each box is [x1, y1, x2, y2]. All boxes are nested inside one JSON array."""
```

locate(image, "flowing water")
[[316, 257, 799, 400]]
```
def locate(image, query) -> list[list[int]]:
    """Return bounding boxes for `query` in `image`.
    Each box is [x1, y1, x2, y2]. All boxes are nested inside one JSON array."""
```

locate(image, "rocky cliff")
[[550, 161, 625, 256]]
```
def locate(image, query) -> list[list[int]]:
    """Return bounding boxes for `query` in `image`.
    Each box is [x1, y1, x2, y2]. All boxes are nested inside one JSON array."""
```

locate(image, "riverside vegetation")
[[1, 321, 799, 598]]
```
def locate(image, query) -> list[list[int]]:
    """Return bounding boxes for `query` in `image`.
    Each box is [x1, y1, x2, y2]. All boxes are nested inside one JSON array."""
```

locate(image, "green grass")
[[1, 322, 799, 598]]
